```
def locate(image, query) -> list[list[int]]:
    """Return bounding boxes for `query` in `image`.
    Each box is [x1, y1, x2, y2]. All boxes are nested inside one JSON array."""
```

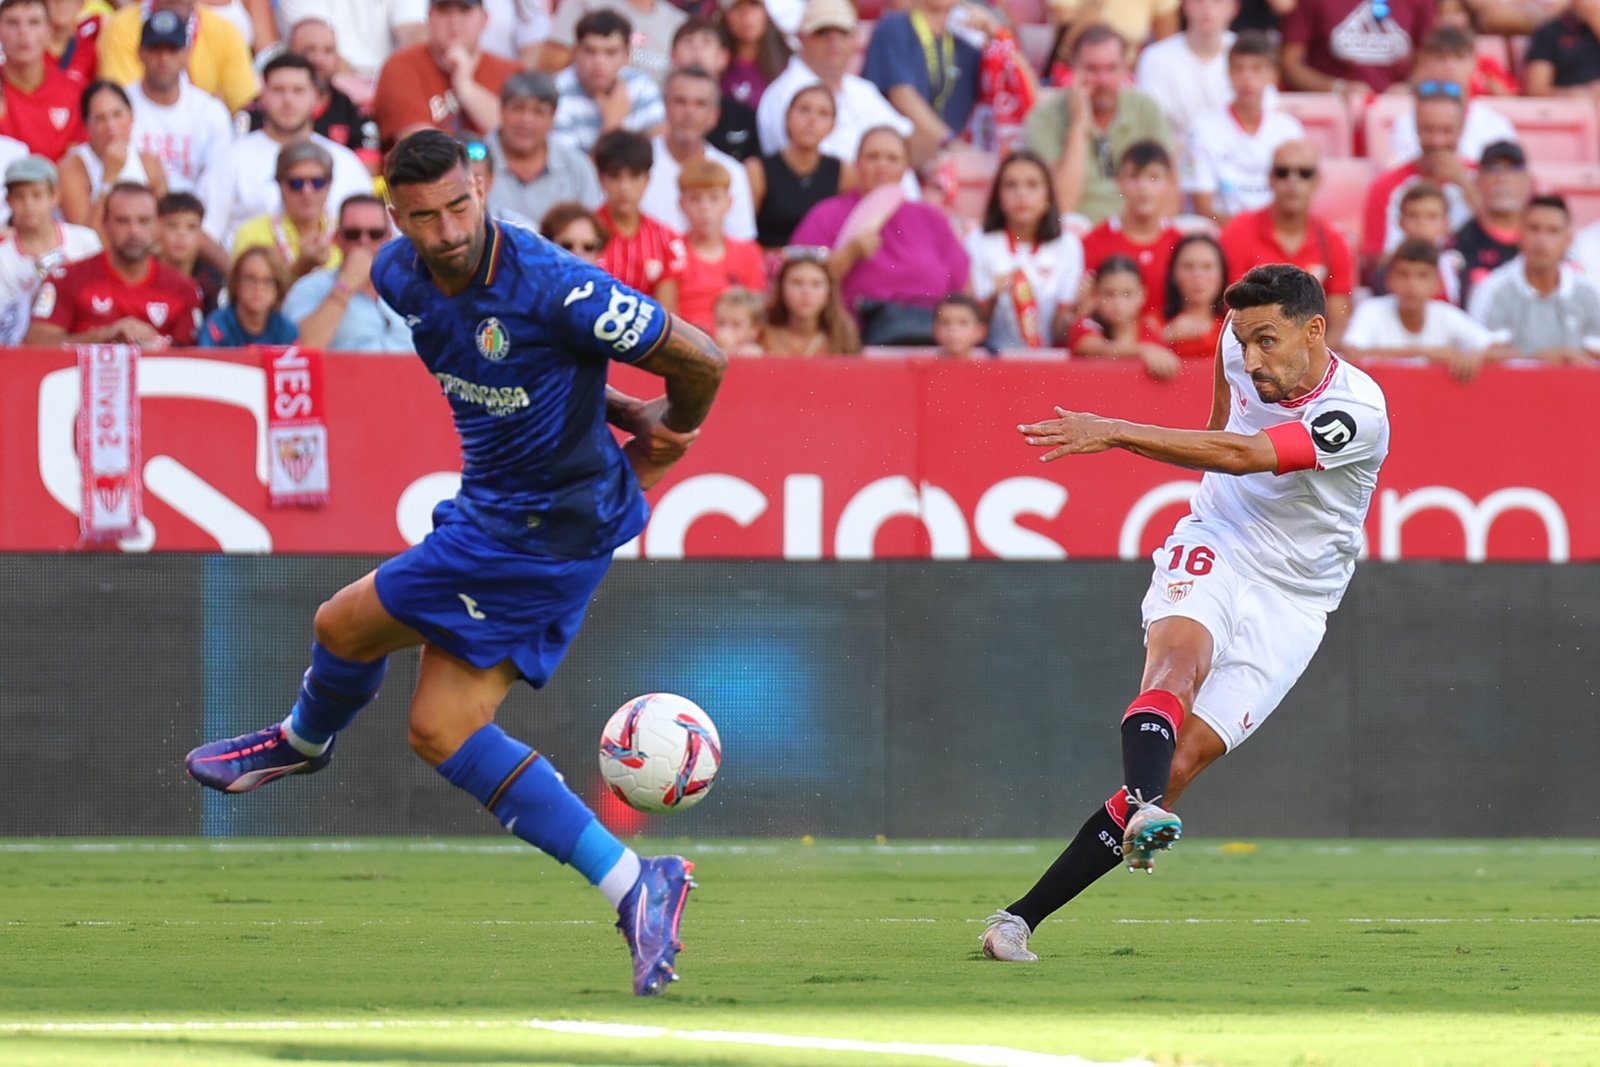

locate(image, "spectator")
[[60, 81, 170, 231], [1047, 0, 1179, 51], [642, 66, 757, 239], [486, 72, 603, 228], [756, 0, 916, 165], [1452, 0, 1570, 36], [98, 0, 259, 113], [0, 0, 87, 162], [965, 149, 1083, 349], [1523, 0, 1600, 97], [594, 129, 685, 308], [156, 190, 223, 314], [199, 246, 299, 346], [28, 181, 202, 346], [1343, 237, 1514, 381], [1230, 0, 1285, 32], [759, 251, 859, 354], [749, 84, 854, 251], [1371, 182, 1465, 304], [1160, 233, 1228, 360], [0, 155, 100, 343], [720, 0, 790, 110], [712, 284, 764, 354], [1387, 26, 1517, 166], [1067, 254, 1179, 379], [1023, 24, 1176, 225], [274, 0, 426, 83], [480, 0, 550, 68], [1281, 0, 1435, 96], [197, 54, 373, 250], [1135, 0, 1241, 142], [1219, 140, 1354, 345], [1082, 140, 1182, 323], [671, 16, 759, 162], [459, 138, 537, 230], [246, 19, 382, 165], [1432, 0, 1518, 96], [1456, 140, 1529, 309], [539, 200, 609, 265], [283, 193, 412, 351], [790, 126, 969, 346], [232, 141, 342, 282], [674, 157, 766, 331], [127, 11, 232, 195], [862, 0, 981, 157], [45, 0, 100, 83], [371, 0, 517, 149], [933, 292, 987, 357], [542, 0, 686, 84], [1185, 31, 1303, 225], [1468, 196, 1600, 364], [551, 11, 667, 152], [1361, 84, 1476, 268]]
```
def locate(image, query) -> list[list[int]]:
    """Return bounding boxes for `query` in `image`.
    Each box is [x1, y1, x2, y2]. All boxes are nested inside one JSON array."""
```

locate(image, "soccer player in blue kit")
[[185, 130, 728, 997]]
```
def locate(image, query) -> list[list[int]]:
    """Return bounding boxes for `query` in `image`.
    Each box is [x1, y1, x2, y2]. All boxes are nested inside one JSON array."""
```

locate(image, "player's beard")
[[424, 225, 484, 281]]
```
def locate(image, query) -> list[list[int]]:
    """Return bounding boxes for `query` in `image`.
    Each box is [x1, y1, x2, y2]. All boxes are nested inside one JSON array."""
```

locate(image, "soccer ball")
[[599, 693, 721, 814]]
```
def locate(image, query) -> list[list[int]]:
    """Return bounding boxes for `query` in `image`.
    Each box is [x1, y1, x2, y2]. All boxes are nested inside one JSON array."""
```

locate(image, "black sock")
[[1007, 802, 1125, 929], [1121, 711, 1177, 808]]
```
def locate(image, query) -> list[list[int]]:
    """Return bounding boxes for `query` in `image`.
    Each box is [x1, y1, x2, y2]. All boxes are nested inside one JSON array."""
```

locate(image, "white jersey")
[[129, 77, 236, 194], [0, 223, 102, 344], [1181, 323, 1389, 609]]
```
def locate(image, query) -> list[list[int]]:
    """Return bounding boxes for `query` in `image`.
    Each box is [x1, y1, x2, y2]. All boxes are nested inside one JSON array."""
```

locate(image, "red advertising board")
[[0, 347, 1583, 561]]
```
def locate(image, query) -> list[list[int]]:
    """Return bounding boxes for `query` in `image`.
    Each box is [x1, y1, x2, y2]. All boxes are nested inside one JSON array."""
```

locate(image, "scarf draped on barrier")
[[263, 345, 330, 507], [76, 344, 141, 545]]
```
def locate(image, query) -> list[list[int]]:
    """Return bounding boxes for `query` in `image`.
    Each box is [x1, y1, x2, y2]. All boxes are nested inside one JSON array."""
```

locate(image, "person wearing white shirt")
[[275, 0, 428, 81], [1385, 24, 1519, 166], [640, 68, 756, 240], [0, 155, 100, 344], [964, 150, 1083, 348], [1468, 196, 1600, 364], [1343, 237, 1515, 382], [128, 13, 234, 195], [1185, 31, 1303, 225], [1134, 0, 1240, 142], [196, 54, 372, 252]]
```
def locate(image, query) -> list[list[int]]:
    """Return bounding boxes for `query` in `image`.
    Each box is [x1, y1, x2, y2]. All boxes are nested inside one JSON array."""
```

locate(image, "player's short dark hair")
[[672, 15, 721, 47], [79, 79, 131, 123], [1071, 23, 1125, 60], [1527, 193, 1570, 220], [1118, 139, 1170, 175], [592, 130, 653, 176], [575, 9, 631, 44], [1228, 30, 1276, 65], [1391, 237, 1440, 268], [339, 193, 387, 223], [157, 191, 204, 218], [262, 52, 316, 83], [1419, 24, 1475, 58], [1224, 263, 1327, 324], [384, 129, 469, 189], [1399, 181, 1447, 212], [936, 292, 985, 321]]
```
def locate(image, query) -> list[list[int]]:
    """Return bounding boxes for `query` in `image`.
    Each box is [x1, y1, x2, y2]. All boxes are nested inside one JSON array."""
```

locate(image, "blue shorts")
[[374, 499, 612, 687]]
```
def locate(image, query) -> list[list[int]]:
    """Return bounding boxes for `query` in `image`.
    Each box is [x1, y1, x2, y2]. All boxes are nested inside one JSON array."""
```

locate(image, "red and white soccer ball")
[[599, 693, 722, 814]]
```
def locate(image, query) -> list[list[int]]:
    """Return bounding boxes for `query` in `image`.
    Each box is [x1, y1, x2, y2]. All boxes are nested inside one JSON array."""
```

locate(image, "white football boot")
[[979, 910, 1038, 962]]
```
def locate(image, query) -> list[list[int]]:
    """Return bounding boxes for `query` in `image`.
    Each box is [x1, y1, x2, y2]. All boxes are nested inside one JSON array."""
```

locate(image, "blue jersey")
[[372, 220, 669, 559]]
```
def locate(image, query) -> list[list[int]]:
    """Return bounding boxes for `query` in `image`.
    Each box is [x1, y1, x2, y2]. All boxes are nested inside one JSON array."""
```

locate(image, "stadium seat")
[[1535, 163, 1600, 228], [1001, 0, 1048, 25], [942, 149, 1000, 222], [1475, 35, 1510, 74], [1359, 93, 1410, 160], [1275, 93, 1355, 159], [1479, 97, 1600, 162], [854, 0, 886, 20], [1310, 156, 1378, 256], [1019, 23, 1055, 73]]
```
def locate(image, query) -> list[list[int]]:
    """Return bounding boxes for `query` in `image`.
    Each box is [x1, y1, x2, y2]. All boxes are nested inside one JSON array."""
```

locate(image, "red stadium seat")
[[1479, 97, 1600, 162], [1275, 93, 1355, 159], [1019, 23, 1055, 73], [941, 149, 1001, 222], [1002, 0, 1048, 25], [1310, 156, 1378, 256], [1535, 162, 1600, 229], [854, 0, 886, 21], [1359, 93, 1409, 160]]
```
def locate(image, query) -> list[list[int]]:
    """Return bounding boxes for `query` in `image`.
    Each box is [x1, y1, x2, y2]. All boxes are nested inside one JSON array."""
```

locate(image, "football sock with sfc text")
[[1120, 689, 1186, 811], [282, 643, 389, 754], [1006, 795, 1128, 929], [438, 723, 640, 907]]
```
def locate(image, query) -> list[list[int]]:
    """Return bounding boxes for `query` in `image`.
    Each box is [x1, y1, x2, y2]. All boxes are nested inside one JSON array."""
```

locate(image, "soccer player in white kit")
[[981, 263, 1390, 962]]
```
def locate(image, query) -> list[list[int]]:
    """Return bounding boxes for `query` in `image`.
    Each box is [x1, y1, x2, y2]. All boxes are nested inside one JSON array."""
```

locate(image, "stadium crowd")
[[4, 0, 1600, 373]]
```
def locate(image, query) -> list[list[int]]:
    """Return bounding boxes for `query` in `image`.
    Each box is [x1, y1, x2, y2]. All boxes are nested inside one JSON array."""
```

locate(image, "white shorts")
[[1139, 532, 1328, 751]]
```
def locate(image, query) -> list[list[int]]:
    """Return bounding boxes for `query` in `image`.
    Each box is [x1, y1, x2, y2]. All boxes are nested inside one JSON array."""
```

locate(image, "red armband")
[[1264, 421, 1317, 475]]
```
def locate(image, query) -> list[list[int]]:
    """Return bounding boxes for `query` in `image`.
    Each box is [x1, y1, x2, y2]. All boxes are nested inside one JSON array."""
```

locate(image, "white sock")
[[280, 716, 331, 757], [597, 850, 642, 909]]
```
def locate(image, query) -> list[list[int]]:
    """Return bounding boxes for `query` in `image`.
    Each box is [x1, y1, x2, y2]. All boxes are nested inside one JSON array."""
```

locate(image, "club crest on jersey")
[[33, 281, 56, 318], [475, 316, 509, 361], [49, 108, 70, 130], [91, 295, 114, 316], [1165, 580, 1194, 603], [146, 302, 169, 328], [1310, 409, 1356, 452]]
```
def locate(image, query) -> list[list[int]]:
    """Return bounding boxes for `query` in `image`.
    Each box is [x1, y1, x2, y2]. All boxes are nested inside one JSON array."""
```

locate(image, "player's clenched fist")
[[1018, 407, 1120, 461]]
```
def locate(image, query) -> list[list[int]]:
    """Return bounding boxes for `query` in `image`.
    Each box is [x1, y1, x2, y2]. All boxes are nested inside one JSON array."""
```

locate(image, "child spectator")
[[1433, 0, 1518, 95], [1160, 233, 1229, 360], [933, 293, 988, 358], [594, 129, 684, 310], [1343, 237, 1515, 382], [1081, 140, 1183, 323], [760, 252, 859, 356], [676, 157, 766, 332], [713, 285, 764, 354], [1068, 254, 1179, 380], [1375, 182, 1465, 305], [156, 191, 224, 315], [1185, 31, 1304, 226], [199, 246, 299, 347]]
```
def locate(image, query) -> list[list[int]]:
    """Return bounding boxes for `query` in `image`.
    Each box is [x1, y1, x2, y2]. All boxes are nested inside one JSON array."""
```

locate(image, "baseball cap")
[[5, 154, 58, 187], [275, 139, 334, 181], [800, 0, 857, 34], [140, 8, 188, 49], [501, 70, 559, 106], [1479, 140, 1526, 169]]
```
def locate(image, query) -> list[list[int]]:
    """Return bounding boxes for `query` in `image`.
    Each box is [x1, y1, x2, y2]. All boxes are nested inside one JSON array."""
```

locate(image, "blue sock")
[[287, 643, 388, 746], [437, 724, 637, 901]]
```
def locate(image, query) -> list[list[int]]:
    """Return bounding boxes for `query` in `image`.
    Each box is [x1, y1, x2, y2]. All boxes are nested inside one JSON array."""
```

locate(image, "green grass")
[[2, 838, 1597, 1067]]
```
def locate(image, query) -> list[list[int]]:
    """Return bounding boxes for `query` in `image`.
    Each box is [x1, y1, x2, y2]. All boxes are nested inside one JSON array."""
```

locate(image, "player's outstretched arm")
[[1019, 407, 1281, 476], [632, 317, 728, 434]]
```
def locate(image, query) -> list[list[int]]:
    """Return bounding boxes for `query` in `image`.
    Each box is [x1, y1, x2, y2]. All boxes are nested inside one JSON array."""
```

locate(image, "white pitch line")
[[13, 916, 1600, 929], [1, 1017, 1152, 1067]]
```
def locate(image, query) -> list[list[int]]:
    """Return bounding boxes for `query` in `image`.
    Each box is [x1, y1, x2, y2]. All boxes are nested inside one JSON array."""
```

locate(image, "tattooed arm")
[[614, 317, 729, 489]]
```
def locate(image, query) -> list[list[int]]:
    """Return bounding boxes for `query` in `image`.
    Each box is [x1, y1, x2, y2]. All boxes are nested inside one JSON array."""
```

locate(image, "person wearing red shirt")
[[0, 0, 87, 161], [1219, 139, 1353, 346], [675, 157, 765, 332], [27, 180, 202, 345], [45, 0, 98, 83], [1080, 139, 1182, 322], [594, 129, 684, 309]]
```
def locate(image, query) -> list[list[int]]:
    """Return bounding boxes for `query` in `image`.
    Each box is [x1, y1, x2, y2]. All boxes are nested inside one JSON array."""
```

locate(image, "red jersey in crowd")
[[0, 65, 87, 160], [1219, 208, 1355, 298], [51, 14, 101, 84], [677, 238, 767, 332], [597, 206, 686, 300], [1081, 217, 1183, 321], [34, 253, 203, 345]]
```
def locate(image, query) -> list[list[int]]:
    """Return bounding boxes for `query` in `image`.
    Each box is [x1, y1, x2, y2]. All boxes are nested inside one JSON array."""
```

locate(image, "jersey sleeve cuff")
[[1264, 421, 1318, 475]]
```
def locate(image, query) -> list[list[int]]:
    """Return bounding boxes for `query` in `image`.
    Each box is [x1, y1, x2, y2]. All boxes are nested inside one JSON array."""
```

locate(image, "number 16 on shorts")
[[1161, 543, 1215, 602]]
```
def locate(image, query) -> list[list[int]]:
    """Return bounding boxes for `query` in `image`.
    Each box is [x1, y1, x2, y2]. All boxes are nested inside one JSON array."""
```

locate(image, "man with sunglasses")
[[282, 192, 412, 351], [1281, 0, 1435, 96], [1361, 84, 1477, 275], [232, 141, 341, 280]]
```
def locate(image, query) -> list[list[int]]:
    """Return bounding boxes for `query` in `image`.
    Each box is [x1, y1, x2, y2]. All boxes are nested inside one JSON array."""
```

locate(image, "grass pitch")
[[2, 838, 1596, 1067]]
